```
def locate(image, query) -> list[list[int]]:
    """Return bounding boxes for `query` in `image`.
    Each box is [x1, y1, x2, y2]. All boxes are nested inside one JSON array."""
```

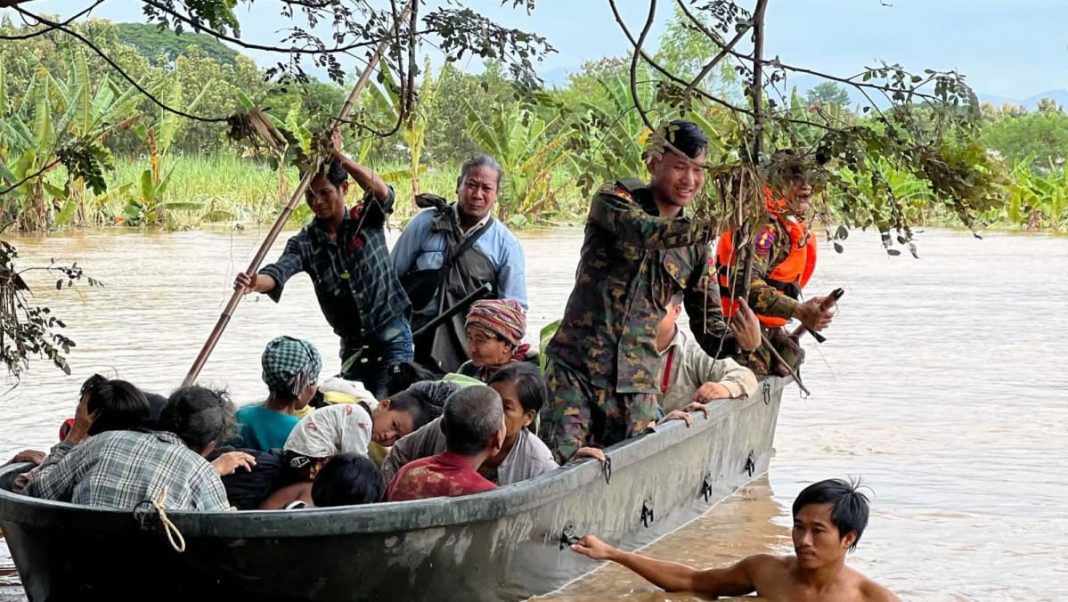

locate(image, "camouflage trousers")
[[539, 358, 659, 463]]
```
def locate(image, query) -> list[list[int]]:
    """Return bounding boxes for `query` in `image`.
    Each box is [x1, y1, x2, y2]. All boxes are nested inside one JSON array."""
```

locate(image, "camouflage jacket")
[[546, 179, 739, 394], [747, 217, 801, 320]]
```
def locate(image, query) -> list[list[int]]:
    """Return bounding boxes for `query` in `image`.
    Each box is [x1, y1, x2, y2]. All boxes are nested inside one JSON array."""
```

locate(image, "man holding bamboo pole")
[[235, 131, 412, 398]]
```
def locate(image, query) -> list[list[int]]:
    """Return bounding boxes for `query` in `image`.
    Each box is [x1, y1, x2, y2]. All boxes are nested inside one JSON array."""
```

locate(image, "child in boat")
[[259, 453, 386, 509], [386, 386, 505, 502], [382, 363, 557, 486], [570, 478, 900, 602], [457, 299, 536, 382], [235, 336, 322, 452], [655, 293, 758, 416], [260, 381, 458, 508]]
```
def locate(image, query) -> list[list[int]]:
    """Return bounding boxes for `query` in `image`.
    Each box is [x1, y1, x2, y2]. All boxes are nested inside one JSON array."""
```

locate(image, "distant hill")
[[115, 22, 240, 66]]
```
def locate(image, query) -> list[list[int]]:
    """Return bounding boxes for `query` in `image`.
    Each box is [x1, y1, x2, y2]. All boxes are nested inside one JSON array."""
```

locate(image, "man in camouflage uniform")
[[716, 161, 834, 376], [540, 120, 762, 463]]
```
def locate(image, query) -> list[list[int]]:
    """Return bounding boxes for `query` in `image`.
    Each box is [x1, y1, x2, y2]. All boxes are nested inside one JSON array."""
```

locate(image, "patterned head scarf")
[[261, 336, 322, 398], [465, 299, 526, 347]]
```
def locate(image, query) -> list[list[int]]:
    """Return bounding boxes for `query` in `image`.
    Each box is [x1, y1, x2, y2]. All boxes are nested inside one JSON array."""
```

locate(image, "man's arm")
[[236, 233, 306, 302], [330, 130, 389, 202], [496, 231, 528, 310], [22, 438, 97, 502], [684, 252, 761, 358], [681, 342, 758, 401], [571, 535, 757, 596], [588, 190, 712, 250]]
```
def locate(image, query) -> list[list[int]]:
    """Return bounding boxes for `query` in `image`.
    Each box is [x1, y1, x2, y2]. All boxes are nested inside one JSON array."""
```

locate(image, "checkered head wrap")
[[262, 336, 322, 398], [465, 299, 526, 347]]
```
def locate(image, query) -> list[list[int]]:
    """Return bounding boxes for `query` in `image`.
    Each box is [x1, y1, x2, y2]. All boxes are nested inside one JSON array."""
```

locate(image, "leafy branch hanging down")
[[591, 0, 1005, 260], [0, 240, 104, 381]]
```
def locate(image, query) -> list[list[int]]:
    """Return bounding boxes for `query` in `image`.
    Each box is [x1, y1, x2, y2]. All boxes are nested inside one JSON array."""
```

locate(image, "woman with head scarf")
[[235, 336, 322, 452], [458, 299, 533, 382]]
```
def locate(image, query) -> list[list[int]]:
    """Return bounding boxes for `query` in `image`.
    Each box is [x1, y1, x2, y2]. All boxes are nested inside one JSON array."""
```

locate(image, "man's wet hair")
[[85, 379, 151, 436], [159, 385, 236, 453], [311, 453, 385, 506], [303, 159, 348, 188], [442, 385, 503, 456], [792, 478, 870, 551], [457, 154, 504, 189], [487, 362, 548, 416]]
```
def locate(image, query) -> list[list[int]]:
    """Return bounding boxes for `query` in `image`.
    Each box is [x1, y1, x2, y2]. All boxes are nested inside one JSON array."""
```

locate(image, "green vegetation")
[[1, 16, 1066, 235]]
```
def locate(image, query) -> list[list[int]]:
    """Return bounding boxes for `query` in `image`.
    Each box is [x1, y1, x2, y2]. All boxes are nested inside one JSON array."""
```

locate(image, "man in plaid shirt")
[[23, 386, 235, 511], [236, 131, 413, 398]]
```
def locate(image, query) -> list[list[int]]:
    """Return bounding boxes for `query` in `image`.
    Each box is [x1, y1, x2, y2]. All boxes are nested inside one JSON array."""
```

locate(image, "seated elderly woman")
[[386, 386, 505, 502], [235, 336, 322, 452], [22, 386, 236, 511], [457, 299, 535, 382], [382, 363, 557, 486]]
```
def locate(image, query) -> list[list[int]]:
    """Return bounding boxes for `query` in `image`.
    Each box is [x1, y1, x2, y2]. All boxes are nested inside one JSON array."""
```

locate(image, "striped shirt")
[[23, 430, 229, 511]]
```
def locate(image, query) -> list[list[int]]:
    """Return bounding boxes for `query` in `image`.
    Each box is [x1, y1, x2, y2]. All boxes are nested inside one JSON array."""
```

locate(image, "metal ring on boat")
[[602, 457, 612, 485], [700, 473, 713, 502], [743, 450, 756, 477], [763, 383, 771, 405], [559, 524, 580, 550]]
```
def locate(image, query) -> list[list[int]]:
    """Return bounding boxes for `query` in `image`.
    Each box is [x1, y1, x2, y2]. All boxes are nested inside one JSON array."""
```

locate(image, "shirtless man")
[[571, 478, 899, 602]]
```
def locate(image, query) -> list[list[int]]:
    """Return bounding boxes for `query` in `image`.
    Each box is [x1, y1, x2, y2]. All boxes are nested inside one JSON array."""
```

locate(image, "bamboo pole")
[[182, 3, 413, 386]]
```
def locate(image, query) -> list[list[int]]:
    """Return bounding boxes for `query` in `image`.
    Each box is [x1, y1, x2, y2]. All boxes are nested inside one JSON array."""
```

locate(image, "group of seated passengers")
[[7, 297, 757, 511]]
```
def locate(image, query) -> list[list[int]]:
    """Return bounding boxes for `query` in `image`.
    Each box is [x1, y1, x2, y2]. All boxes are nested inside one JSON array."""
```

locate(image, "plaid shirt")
[[23, 430, 229, 511], [260, 188, 411, 344]]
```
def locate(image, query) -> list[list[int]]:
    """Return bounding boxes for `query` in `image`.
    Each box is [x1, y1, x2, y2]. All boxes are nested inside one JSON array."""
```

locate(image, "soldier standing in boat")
[[235, 131, 412, 398], [539, 120, 762, 463], [391, 155, 528, 374], [713, 150, 835, 376]]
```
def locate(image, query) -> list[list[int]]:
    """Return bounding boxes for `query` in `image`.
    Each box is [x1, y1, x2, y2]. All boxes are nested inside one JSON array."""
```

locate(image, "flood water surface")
[[1, 226, 1066, 601]]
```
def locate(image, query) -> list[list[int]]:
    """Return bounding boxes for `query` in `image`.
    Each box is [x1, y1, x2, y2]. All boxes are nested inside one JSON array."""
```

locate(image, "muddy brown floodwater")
[[1, 226, 1066, 601]]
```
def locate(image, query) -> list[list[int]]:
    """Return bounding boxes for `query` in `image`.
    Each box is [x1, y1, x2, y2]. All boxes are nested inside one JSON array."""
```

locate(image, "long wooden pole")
[[182, 3, 413, 386]]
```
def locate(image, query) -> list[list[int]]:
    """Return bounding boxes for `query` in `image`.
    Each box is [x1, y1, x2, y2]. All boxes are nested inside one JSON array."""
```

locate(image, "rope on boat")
[[134, 487, 187, 554]]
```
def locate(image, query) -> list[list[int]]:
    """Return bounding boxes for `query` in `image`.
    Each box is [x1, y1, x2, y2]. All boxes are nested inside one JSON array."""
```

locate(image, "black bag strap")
[[441, 216, 492, 272]]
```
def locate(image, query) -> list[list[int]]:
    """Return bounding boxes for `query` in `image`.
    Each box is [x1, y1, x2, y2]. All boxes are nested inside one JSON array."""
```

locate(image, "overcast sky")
[[12, 0, 1068, 99]]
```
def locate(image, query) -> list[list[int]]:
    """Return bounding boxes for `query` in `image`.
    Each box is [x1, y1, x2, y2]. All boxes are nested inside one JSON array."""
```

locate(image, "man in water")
[[235, 131, 411, 398], [540, 119, 761, 462], [570, 478, 900, 602]]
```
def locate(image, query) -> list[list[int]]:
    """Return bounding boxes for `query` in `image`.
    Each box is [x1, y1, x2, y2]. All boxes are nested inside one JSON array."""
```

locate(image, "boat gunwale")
[[0, 378, 784, 538]]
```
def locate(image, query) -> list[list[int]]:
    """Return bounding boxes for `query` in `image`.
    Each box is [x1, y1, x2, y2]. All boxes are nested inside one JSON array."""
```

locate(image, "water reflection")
[[1, 227, 1066, 600]]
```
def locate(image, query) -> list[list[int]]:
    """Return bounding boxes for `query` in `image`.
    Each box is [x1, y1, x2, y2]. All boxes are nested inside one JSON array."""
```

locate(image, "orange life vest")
[[714, 191, 817, 328]]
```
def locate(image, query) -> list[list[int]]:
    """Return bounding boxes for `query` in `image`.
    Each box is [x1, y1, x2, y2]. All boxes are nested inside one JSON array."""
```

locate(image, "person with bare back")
[[571, 478, 900, 602]]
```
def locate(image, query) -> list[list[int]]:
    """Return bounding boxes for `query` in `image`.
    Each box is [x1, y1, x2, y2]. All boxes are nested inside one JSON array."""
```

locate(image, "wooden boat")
[[0, 377, 785, 602]]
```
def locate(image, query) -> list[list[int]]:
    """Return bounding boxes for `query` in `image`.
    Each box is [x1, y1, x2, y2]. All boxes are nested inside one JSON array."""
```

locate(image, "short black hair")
[[311, 453, 385, 506], [487, 362, 547, 415], [159, 385, 236, 453], [387, 380, 461, 431], [85, 379, 151, 436], [457, 154, 503, 189], [662, 119, 708, 159], [792, 478, 870, 551], [303, 159, 348, 188], [442, 386, 503, 456]]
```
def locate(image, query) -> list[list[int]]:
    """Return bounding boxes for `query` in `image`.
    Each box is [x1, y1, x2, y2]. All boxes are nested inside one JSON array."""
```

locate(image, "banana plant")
[[464, 101, 575, 225], [125, 72, 210, 227], [0, 49, 140, 231]]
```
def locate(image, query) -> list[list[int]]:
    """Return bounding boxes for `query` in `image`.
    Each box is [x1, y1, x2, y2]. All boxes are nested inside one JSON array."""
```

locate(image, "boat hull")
[[0, 378, 785, 602]]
